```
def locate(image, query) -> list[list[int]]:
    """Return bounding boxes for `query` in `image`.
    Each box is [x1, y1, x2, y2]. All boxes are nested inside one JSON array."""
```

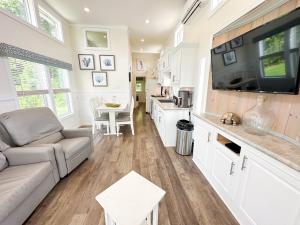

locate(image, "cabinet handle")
[[241, 156, 248, 171], [230, 162, 235, 175]]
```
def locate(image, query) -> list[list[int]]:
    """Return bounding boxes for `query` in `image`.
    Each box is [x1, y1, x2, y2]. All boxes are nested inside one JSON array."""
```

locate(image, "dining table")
[[96, 103, 128, 135]]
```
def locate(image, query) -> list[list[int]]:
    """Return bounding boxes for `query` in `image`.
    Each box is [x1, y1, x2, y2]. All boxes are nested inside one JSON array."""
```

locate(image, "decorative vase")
[[242, 95, 275, 136]]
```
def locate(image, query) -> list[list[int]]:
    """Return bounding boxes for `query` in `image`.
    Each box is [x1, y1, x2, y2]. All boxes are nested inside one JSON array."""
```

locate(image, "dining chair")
[[116, 97, 135, 136], [89, 98, 110, 135]]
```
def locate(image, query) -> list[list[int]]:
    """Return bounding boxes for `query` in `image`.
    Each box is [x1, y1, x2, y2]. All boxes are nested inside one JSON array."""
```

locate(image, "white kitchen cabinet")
[[192, 115, 300, 225], [170, 43, 198, 87], [193, 119, 212, 174], [210, 145, 240, 204], [151, 99, 189, 147], [236, 150, 300, 225]]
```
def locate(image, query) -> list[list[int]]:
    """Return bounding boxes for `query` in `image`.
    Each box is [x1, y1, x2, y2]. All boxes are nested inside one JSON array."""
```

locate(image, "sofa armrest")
[[61, 128, 94, 152], [61, 128, 92, 139], [4, 146, 60, 182]]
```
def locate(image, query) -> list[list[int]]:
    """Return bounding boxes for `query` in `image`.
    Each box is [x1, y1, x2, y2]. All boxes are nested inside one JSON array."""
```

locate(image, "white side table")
[[95, 171, 166, 225]]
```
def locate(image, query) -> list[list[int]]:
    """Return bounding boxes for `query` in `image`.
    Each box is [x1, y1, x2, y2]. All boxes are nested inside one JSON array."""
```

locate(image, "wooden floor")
[[25, 104, 238, 225]]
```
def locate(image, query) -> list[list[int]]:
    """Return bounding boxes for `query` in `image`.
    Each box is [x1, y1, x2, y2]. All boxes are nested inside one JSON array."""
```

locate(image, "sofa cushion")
[[0, 152, 7, 172], [0, 139, 9, 152], [0, 162, 52, 222], [29, 132, 64, 145], [0, 107, 63, 146], [0, 123, 14, 147], [57, 137, 90, 159]]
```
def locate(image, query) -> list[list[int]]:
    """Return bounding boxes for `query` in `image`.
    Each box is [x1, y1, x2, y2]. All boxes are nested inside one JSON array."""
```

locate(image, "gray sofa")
[[0, 107, 93, 225]]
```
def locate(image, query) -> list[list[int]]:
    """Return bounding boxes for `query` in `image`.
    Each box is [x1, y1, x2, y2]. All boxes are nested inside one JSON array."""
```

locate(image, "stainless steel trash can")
[[175, 120, 194, 156]]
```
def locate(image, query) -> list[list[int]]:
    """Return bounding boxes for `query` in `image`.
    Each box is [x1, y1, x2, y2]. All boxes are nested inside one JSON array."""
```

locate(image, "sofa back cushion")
[[30, 132, 64, 145], [0, 107, 63, 146], [0, 139, 9, 152], [0, 123, 15, 147], [0, 152, 8, 172]]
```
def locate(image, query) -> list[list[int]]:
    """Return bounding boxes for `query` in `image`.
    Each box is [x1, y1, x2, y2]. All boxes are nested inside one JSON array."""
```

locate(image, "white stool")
[[96, 171, 166, 225]]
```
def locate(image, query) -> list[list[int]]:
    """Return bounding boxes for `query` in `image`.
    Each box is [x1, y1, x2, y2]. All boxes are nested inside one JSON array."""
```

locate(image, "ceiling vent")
[[181, 0, 201, 24]]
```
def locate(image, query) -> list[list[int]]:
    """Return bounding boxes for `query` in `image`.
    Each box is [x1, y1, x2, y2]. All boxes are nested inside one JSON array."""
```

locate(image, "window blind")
[[0, 43, 72, 70]]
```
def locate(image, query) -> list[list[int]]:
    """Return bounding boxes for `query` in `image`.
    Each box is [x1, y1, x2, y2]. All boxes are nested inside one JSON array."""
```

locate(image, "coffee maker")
[[176, 90, 193, 108]]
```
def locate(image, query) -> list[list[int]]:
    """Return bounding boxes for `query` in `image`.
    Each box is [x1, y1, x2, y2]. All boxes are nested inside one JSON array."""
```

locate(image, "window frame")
[[174, 24, 184, 47], [38, 6, 64, 42], [7, 57, 73, 119], [209, 0, 228, 16], [0, 0, 37, 25]]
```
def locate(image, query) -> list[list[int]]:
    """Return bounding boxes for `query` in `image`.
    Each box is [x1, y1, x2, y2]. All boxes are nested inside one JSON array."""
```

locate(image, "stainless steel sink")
[[158, 99, 174, 103]]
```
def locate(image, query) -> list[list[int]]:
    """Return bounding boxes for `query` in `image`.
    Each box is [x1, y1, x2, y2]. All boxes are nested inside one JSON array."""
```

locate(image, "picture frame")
[[136, 58, 145, 71], [78, 54, 95, 70], [92, 72, 108, 87], [99, 55, 116, 71], [223, 50, 237, 66], [84, 28, 110, 50], [213, 44, 227, 54], [230, 36, 243, 49]]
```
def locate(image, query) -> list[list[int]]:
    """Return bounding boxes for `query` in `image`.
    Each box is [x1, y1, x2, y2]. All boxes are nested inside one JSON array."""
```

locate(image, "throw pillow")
[[0, 152, 8, 172]]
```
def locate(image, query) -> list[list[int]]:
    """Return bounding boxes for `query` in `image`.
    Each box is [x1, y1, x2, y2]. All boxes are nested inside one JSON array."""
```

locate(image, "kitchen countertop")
[[152, 97, 190, 111], [193, 113, 300, 172]]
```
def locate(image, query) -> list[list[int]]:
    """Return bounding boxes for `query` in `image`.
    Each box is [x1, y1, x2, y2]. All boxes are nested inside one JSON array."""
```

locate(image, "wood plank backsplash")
[[206, 0, 300, 142]]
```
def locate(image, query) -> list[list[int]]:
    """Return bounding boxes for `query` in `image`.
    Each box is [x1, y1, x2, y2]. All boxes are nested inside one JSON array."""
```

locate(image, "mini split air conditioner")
[[181, 0, 201, 24]]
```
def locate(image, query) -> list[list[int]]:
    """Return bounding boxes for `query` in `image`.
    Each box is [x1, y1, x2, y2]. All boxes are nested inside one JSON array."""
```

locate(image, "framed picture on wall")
[[92, 72, 108, 87], [136, 59, 145, 71], [99, 55, 116, 71], [230, 36, 243, 49], [213, 44, 226, 54], [84, 28, 110, 50], [223, 50, 237, 66], [78, 54, 95, 70]]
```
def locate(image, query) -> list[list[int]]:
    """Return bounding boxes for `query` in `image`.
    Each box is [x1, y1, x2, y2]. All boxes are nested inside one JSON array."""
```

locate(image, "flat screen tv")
[[211, 8, 300, 94]]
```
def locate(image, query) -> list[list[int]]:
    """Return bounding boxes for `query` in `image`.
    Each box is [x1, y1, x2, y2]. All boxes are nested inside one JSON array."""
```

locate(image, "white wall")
[[70, 25, 131, 124], [165, 0, 266, 113], [0, 2, 80, 128]]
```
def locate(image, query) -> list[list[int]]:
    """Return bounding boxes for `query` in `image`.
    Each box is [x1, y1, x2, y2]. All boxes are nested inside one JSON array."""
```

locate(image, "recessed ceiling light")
[[145, 19, 150, 24], [84, 7, 90, 12], [141, 39, 145, 42]]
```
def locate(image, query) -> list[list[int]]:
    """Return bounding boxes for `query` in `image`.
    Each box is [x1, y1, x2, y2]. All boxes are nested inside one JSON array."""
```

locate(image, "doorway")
[[135, 77, 145, 108]]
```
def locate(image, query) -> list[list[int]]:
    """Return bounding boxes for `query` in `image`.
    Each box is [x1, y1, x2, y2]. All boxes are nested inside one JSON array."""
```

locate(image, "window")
[[0, 0, 36, 25], [8, 58, 72, 118], [136, 81, 143, 92], [174, 25, 184, 47], [211, 0, 224, 10], [39, 7, 63, 41], [49, 66, 72, 117]]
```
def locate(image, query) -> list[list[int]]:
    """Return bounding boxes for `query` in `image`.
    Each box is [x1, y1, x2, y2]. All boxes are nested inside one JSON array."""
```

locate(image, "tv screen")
[[211, 8, 300, 94]]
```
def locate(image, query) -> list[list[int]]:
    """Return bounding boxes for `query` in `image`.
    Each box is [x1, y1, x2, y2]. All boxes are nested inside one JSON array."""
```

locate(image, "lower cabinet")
[[236, 151, 300, 225], [211, 146, 239, 202], [152, 100, 189, 147], [192, 116, 300, 225]]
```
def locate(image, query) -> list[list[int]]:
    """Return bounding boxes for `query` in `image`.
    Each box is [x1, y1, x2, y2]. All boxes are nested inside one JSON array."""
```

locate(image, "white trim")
[[0, 8, 65, 46], [83, 28, 111, 51]]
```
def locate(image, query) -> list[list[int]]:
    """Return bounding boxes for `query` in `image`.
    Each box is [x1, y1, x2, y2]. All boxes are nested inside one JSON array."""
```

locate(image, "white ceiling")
[[44, 0, 187, 53]]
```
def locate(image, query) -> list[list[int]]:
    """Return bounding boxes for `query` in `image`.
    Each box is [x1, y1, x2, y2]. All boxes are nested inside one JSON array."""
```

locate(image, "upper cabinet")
[[170, 43, 198, 87], [156, 43, 198, 87]]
